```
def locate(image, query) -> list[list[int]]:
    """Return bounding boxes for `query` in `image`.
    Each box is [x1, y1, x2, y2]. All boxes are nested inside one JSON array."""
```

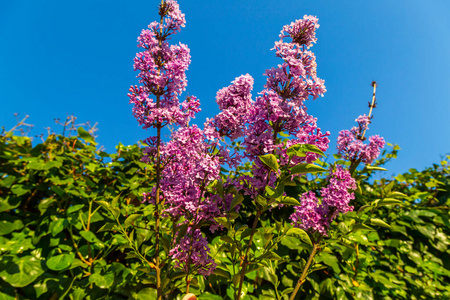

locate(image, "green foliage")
[[0, 127, 155, 299], [1, 124, 449, 299]]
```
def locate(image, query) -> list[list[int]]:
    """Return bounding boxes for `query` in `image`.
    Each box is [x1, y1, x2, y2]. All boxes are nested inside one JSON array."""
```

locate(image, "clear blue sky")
[[1, 1, 449, 177]]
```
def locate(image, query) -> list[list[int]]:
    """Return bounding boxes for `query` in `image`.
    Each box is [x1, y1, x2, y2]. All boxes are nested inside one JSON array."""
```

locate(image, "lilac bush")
[[121, 1, 390, 299]]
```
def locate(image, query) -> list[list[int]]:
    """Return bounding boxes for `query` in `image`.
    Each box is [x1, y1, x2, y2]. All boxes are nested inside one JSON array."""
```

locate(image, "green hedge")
[[0, 127, 449, 299]]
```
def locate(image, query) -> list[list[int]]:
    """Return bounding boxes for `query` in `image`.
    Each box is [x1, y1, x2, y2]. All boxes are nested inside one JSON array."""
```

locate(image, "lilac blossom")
[[128, 0, 196, 128], [290, 166, 357, 235], [289, 191, 329, 235], [337, 115, 386, 164], [169, 227, 216, 276], [212, 74, 254, 140], [321, 166, 357, 218], [142, 125, 228, 227], [227, 15, 329, 198], [130, 1, 221, 278], [280, 15, 320, 48]]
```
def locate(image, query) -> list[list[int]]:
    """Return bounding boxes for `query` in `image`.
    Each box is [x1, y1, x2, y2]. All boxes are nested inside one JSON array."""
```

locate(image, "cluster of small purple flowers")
[[206, 15, 330, 198], [336, 114, 385, 164], [128, 0, 198, 129], [168, 227, 216, 276], [290, 166, 357, 235], [210, 74, 254, 140], [129, 1, 220, 277], [242, 15, 329, 196], [142, 125, 231, 229]]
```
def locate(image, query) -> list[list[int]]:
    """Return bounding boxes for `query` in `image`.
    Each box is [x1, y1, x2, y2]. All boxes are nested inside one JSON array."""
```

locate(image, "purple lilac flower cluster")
[[151, 124, 228, 274], [141, 125, 231, 231], [210, 74, 254, 140], [168, 228, 216, 276], [337, 114, 385, 164], [290, 166, 357, 235], [128, 0, 198, 128], [207, 15, 330, 198], [129, 1, 220, 277], [243, 15, 329, 196]]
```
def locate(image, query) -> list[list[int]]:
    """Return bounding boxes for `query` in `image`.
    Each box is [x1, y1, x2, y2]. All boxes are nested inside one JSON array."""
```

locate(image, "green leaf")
[[358, 205, 373, 214], [67, 204, 85, 214], [316, 252, 340, 274], [135, 287, 157, 300], [96, 199, 120, 219], [365, 165, 387, 171], [288, 144, 326, 157], [377, 198, 403, 207], [94, 200, 109, 210], [255, 195, 267, 207], [80, 231, 103, 245], [207, 179, 224, 194], [124, 214, 142, 228], [277, 196, 300, 206], [169, 271, 185, 280], [11, 184, 32, 196], [281, 288, 294, 296], [382, 181, 395, 195], [0, 197, 21, 213], [0, 256, 45, 288], [240, 228, 253, 240], [301, 144, 326, 156], [389, 191, 407, 198], [246, 263, 263, 274], [220, 235, 234, 244], [265, 183, 284, 199], [213, 268, 231, 279], [230, 193, 244, 210], [70, 288, 87, 300], [46, 253, 75, 271], [260, 251, 281, 260], [77, 127, 94, 142], [261, 267, 278, 285], [286, 227, 312, 246], [97, 223, 119, 232], [281, 236, 307, 250], [89, 272, 114, 289], [50, 218, 67, 236], [0, 218, 24, 235], [176, 223, 189, 242], [111, 193, 121, 208], [259, 154, 279, 172], [352, 223, 376, 232], [287, 144, 326, 158], [416, 224, 435, 239], [366, 218, 391, 229], [26, 160, 62, 170], [291, 163, 326, 175]]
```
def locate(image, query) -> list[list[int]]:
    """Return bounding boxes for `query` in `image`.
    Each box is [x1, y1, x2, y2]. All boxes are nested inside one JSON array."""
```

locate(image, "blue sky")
[[1, 1, 449, 177]]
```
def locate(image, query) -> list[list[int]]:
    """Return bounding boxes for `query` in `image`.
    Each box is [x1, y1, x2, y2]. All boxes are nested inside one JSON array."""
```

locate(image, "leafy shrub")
[[1, 123, 449, 299]]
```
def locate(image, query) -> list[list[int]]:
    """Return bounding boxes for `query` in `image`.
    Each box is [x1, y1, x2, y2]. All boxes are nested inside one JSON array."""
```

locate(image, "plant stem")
[[155, 118, 162, 300], [186, 275, 190, 294], [236, 210, 262, 300], [154, 1, 165, 297], [350, 82, 378, 175], [289, 238, 321, 300], [361, 82, 377, 141]]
